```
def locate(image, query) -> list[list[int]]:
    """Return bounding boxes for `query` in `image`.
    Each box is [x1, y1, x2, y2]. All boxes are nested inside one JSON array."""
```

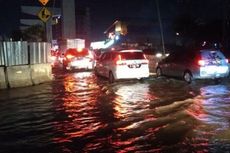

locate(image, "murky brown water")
[[0, 71, 230, 153]]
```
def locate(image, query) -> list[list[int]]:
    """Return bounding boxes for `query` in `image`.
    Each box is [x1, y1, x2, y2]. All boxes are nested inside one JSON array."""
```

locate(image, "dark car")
[[156, 49, 229, 83]]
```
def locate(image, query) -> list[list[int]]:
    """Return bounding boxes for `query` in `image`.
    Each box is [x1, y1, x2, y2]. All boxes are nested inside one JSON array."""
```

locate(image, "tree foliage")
[[22, 24, 46, 42], [173, 13, 222, 48]]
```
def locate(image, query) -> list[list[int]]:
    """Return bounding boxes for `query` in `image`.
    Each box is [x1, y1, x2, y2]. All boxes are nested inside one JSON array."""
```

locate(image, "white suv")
[[95, 49, 150, 83]]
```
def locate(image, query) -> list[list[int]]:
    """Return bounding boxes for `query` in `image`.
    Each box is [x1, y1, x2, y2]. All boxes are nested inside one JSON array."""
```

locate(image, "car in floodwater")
[[156, 49, 230, 83], [62, 48, 95, 71], [95, 49, 150, 83]]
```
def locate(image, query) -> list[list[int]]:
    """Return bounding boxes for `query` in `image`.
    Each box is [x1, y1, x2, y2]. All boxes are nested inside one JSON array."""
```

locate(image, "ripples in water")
[[1, 72, 230, 152]]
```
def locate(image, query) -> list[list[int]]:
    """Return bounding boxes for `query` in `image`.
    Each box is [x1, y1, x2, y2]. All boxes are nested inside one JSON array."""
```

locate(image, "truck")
[[58, 38, 85, 53]]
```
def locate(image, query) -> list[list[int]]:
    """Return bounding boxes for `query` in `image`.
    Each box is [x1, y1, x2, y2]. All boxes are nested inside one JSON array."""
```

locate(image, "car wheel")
[[156, 67, 162, 77], [183, 71, 192, 84], [214, 78, 222, 84], [109, 71, 115, 83], [139, 78, 146, 82]]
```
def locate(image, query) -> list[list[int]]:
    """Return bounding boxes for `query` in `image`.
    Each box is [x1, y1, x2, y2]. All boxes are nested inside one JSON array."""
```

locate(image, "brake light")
[[142, 60, 149, 64], [88, 51, 94, 58], [66, 54, 74, 59], [77, 48, 83, 52], [198, 60, 205, 66], [50, 56, 56, 61], [116, 60, 127, 65], [115, 54, 126, 65], [142, 54, 149, 64]]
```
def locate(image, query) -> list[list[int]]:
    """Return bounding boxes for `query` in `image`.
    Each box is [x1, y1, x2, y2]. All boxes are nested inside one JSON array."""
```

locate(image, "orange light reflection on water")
[[52, 72, 105, 144]]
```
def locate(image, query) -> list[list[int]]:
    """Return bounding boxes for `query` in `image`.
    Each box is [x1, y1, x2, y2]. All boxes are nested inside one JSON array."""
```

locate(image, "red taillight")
[[88, 51, 93, 58], [50, 56, 56, 61], [77, 48, 83, 52], [198, 60, 205, 66], [66, 54, 74, 59], [115, 54, 126, 65], [116, 60, 126, 65], [118, 54, 122, 61], [142, 54, 149, 64], [142, 60, 149, 64]]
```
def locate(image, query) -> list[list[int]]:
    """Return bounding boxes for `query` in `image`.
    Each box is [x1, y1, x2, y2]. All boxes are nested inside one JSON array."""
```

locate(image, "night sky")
[[0, 0, 226, 41]]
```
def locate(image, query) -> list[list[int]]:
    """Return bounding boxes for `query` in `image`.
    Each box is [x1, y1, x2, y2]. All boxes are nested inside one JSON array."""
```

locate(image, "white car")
[[95, 49, 150, 83]]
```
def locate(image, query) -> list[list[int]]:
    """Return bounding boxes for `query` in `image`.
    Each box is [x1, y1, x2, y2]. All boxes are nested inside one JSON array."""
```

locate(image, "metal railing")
[[0, 41, 51, 66]]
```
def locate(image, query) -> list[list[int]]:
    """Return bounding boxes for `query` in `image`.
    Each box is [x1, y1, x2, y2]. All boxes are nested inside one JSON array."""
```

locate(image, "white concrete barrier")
[[30, 64, 53, 85], [6, 65, 33, 88], [0, 66, 7, 89]]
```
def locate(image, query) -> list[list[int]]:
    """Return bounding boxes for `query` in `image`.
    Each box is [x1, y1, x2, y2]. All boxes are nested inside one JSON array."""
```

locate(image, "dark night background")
[[0, 0, 229, 53]]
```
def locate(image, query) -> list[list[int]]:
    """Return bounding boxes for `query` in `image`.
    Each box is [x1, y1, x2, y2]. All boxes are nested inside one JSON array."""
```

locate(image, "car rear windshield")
[[201, 50, 226, 61], [120, 52, 145, 60], [65, 48, 89, 57]]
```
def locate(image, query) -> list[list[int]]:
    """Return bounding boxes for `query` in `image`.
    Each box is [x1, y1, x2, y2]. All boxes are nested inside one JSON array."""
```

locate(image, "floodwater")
[[0, 70, 230, 153]]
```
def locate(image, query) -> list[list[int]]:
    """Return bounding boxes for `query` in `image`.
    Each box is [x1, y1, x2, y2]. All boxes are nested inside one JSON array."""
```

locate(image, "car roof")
[[200, 49, 221, 52], [116, 49, 143, 53], [100, 49, 143, 55], [64, 48, 89, 56]]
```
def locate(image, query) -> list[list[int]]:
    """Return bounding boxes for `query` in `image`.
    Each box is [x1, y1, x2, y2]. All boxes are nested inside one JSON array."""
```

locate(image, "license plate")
[[128, 64, 141, 68]]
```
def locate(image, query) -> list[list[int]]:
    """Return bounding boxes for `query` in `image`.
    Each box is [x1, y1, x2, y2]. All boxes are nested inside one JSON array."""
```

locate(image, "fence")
[[0, 41, 51, 66]]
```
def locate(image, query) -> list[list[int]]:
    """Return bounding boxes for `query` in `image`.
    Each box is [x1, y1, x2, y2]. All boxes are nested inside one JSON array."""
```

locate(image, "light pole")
[[50, 0, 56, 46], [155, 0, 165, 55]]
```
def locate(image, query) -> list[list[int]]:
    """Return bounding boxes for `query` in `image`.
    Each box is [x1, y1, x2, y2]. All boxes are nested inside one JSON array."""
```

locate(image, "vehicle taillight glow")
[[115, 54, 126, 65], [142, 60, 149, 64], [50, 56, 56, 61], [142, 54, 149, 64], [198, 60, 205, 66], [66, 54, 75, 59], [118, 54, 122, 60], [116, 60, 127, 65], [88, 51, 93, 58], [77, 48, 83, 52]]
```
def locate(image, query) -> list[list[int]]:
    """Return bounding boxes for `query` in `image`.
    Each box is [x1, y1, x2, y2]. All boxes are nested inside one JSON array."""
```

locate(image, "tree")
[[10, 30, 23, 41], [22, 24, 46, 42], [173, 14, 223, 48]]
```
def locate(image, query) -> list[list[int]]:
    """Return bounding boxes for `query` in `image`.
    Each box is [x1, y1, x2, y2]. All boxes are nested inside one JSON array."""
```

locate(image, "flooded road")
[[0, 70, 230, 153]]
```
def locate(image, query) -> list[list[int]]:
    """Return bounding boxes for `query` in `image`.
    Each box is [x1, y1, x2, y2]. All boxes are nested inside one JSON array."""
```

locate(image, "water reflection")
[[185, 84, 230, 152], [52, 79, 160, 152], [198, 85, 230, 130], [112, 82, 158, 119], [2, 69, 230, 152], [52, 72, 106, 144]]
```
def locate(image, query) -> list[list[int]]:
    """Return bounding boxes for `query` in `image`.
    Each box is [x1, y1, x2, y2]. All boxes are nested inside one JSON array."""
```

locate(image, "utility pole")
[[50, 0, 56, 46], [222, 0, 229, 50], [155, 0, 165, 55]]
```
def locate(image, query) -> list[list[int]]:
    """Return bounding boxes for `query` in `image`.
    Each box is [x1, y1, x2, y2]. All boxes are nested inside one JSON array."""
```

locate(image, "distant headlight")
[[156, 53, 162, 58]]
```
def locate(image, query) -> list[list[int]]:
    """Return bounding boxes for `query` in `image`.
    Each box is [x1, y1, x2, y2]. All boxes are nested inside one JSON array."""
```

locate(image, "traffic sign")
[[38, 7, 51, 23], [39, 0, 49, 6]]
